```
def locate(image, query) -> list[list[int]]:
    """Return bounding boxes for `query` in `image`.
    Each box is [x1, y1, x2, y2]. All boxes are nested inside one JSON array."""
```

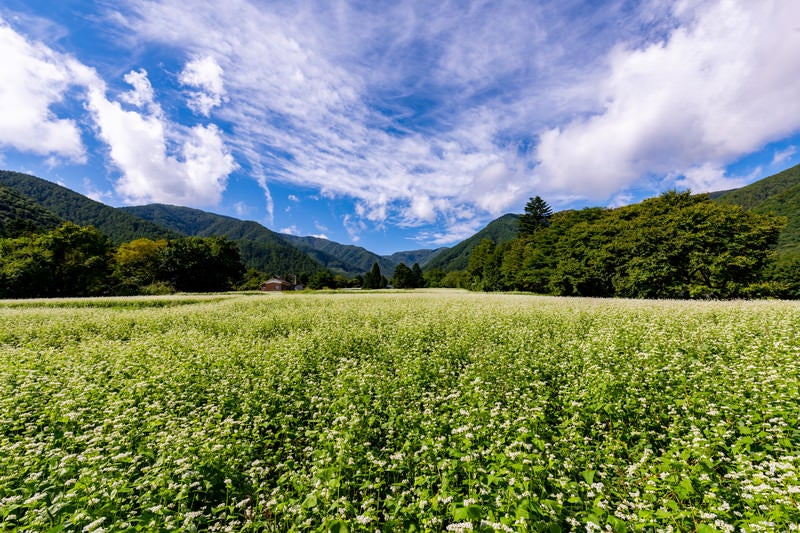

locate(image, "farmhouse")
[[261, 277, 302, 291]]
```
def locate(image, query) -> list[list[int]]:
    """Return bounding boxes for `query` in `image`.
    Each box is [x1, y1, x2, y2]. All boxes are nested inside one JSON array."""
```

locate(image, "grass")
[[1, 290, 799, 532]]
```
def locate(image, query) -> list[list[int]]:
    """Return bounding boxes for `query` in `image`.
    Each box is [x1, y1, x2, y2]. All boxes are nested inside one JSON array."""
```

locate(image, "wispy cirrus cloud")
[[110, 0, 597, 242]]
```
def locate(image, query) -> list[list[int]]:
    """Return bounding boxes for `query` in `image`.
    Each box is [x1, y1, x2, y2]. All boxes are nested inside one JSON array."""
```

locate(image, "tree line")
[[0, 223, 250, 298], [4, 191, 794, 299], [434, 192, 799, 299], [0, 222, 429, 298], [360, 261, 425, 289]]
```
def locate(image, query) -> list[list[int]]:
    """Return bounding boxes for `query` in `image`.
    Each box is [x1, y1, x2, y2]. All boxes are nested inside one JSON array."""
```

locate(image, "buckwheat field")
[[1, 291, 799, 532]]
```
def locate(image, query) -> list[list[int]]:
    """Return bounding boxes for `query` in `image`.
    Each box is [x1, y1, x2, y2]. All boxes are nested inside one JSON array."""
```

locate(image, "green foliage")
[[0, 184, 62, 237], [518, 196, 553, 236], [156, 236, 245, 292], [468, 192, 785, 298], [1, 292, 799, 531], [308, 270, 336, 289], [467, 239, 504, 291], [424, 214, 520, 272], [362, 262, 388, 289], [0, 222, 114, 298], [113, 238, 168, 294], [714, 163, 800, 260], [0, 171, 177, 244], [392, 262, 425, 289]]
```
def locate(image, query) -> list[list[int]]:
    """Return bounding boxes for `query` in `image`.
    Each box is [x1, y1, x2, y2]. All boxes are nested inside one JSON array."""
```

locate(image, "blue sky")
[[1, 0, 800, 255]]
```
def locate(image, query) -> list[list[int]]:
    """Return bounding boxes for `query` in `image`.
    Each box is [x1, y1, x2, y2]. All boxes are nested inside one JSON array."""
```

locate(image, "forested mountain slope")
[[280, 234, 396, 276], [0, 184, 62, 237], [424, 213, 520, 272], [0, 171, 177, 244], [714, 163, 800, 258], [124, 204, 326, 275]]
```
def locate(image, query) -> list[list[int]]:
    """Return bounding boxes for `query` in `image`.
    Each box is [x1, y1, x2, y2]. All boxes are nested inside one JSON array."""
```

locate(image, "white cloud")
[[119, 69, 156, 111], [180, 56, 226, 116], [116, 0, 539, 241], [534, 0, 800, 199], [87, 70, 236, 206], [0, 19, 87, 161], [309, 233, 328, 240], [279, 224, 299, 235], [84, 0, 800, 246], [82, 177, 113, 203], [233, 201, 249, 216], [772, 146, 797, 167], [288, 194, 299, 202], [673, 163, 747, 194]]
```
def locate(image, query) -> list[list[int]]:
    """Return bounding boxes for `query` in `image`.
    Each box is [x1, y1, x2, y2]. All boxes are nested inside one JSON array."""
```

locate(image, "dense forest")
[[433, 191, 798, 299], [0, 224, 248, 298]]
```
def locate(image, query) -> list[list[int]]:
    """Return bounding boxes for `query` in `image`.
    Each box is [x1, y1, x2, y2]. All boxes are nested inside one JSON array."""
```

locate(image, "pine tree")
[[519, 196, 553, 236]]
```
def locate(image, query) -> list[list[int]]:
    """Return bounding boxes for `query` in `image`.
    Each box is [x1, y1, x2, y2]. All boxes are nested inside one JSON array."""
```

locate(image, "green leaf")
[[302, 494, 318, 509], [582, 470, 595, 485], [329, 521, 349, 533]]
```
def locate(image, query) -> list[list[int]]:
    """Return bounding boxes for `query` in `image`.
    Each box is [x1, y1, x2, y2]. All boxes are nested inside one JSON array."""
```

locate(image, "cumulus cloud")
[[0, 19, 87, 161], [119, 69, 156, 111], [180, 56, 226, 116], [87, 70, 236, 205], [673, 163, 747, 194], [534, 0, 800, 198]]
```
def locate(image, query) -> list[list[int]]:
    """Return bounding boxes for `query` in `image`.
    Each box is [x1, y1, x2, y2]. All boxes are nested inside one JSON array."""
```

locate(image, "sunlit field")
[[1, 290, 799, 532]]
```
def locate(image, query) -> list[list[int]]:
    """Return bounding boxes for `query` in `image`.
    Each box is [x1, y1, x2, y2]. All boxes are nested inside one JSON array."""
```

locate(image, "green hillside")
[[280, 234, 398, 276], [0, 171, 177, 244], [714, 163, 800, 258], [387, 248, 443, 268], [0, 184, 63, 237], [424, 213, 520, 272], [124, 204, 326, 275]]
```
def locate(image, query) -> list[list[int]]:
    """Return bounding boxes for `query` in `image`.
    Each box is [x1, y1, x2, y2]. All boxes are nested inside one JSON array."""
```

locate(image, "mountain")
[[387, 248, 443, 268], [0, 170, 445, 278], [0, 171, 178, 244], [279, 234, 395, 276], [714, 163, 800, 258], [126, 204, 438, 277], [424, 213, 520, 272], [0, 184, 63, 237], [122, 204, 327, 275]]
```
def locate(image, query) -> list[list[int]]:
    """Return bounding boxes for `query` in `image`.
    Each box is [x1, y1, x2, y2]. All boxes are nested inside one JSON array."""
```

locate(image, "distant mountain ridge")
[[424, 213, 520, 272], [0, 170, 447, 277], [122, 204, 327, 275]]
